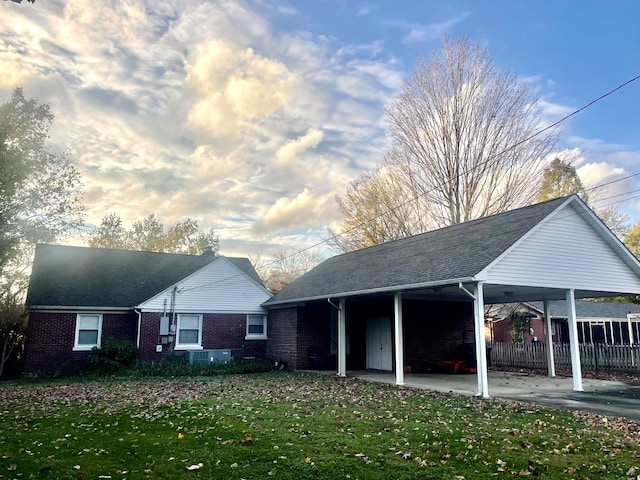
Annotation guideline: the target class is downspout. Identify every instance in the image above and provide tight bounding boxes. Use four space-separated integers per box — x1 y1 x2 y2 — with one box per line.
135 308 142 349
327 298 340 310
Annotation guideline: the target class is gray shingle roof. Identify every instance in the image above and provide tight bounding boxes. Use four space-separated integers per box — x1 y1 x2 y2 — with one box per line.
26 244 262 309
266 196 571 305
540 300 640 319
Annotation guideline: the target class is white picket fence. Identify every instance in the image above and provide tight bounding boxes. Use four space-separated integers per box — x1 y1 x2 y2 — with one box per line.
489 342 640 373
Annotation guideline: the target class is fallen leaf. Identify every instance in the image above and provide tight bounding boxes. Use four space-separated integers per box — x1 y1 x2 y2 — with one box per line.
186 463 203 471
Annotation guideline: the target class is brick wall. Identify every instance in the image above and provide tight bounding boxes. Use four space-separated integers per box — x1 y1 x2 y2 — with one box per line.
24 311 137 373
265 298 476 372
139 312 267 362
403 300 474 371
266 307 299 369
296 302 332 370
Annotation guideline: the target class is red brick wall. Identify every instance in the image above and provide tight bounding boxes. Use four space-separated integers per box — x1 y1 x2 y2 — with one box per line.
265 298 475 373
139 312 267 362
490 317 547 344
24 311 137 373
402 300 474 371
296 303 333 370
266 307 299 369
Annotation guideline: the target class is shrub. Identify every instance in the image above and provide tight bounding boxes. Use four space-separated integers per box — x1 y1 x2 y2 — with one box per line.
88 338 139 376
129 356 274 378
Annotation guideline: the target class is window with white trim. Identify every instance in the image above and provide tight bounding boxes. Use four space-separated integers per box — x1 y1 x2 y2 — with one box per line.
246 314 267 339
73 314 102 351
175 314 203 350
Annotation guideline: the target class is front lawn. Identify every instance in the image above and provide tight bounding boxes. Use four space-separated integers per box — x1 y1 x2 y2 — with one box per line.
0 372 638 479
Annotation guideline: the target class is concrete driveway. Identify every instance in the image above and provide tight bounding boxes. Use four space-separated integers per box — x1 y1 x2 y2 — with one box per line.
348 370 640 422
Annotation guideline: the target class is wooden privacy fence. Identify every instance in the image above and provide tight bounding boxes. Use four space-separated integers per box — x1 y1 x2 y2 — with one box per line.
488 342 640 374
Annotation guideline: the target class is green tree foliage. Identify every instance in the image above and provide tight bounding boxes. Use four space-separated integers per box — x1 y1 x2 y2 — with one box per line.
535 157 628 238
0 88 84 376
625 219 640 259
0 88 84 266
88 213 220 255
536 157 588 202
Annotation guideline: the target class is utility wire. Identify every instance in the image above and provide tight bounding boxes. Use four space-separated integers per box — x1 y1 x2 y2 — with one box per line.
179 75 640 293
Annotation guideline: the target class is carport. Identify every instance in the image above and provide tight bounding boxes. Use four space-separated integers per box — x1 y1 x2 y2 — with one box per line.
265 195 640 398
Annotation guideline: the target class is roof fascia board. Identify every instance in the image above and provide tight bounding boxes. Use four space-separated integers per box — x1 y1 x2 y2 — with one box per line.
28 306 132 312
265 277 475 307
476 196 577 280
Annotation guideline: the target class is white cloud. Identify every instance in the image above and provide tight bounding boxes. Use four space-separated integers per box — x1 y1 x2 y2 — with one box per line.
185 38 296 137
386 13 471 45
276 128 324 164
253 188 333 233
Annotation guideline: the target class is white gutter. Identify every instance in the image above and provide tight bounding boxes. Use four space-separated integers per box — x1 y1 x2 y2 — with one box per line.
265 277 475 306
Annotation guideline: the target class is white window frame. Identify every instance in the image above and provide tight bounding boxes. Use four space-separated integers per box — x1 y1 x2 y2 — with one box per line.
175 314 203 350
245 314 267 340
73 313 103 351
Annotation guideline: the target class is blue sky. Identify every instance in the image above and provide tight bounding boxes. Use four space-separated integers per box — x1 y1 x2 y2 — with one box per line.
1 0 638 257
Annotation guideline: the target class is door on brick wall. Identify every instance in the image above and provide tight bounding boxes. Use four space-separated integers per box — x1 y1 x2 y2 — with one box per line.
366 317 392 371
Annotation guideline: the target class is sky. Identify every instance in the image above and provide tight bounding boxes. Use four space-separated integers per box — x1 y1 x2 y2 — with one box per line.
1 0 639 259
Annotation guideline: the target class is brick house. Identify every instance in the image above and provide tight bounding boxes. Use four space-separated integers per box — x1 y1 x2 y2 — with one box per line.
263 195 640 397
487 300 640 344
24 245 272 372
24 195 640 398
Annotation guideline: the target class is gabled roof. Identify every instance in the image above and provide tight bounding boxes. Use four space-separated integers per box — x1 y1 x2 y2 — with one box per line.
490 300 640 320
267 196 571 305
26 244 262 309
266 195 640 306
537 300 640 319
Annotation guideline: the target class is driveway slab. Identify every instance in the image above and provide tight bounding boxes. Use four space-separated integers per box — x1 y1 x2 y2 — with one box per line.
347 370 640 422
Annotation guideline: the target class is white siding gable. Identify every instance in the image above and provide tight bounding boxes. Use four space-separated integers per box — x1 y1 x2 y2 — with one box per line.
480 202 640 294
138 257 272 314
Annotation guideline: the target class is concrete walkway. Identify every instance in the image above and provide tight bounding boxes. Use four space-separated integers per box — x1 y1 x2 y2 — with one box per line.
347 370 640 422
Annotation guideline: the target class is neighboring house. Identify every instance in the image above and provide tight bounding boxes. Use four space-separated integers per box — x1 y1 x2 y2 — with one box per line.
24 244 273 373
487 301 640 345
263 195 640 397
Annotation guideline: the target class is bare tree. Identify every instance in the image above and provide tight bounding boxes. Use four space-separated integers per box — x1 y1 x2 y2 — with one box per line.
251 249 325 291
327 167 422 251
382 37 556 229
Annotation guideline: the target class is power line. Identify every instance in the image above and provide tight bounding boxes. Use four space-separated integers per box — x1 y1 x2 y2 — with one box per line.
180 76 640 293
321 75 640 252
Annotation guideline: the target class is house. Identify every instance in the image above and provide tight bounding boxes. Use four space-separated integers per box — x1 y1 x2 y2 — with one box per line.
24 244 273 373
487 300 640 344
263 195 640 397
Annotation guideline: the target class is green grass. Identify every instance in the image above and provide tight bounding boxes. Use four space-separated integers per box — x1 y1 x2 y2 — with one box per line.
0 372 638 479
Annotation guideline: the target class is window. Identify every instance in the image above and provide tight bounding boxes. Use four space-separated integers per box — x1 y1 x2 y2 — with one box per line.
175 314 202 350
74 314 102 351
246 314 267 339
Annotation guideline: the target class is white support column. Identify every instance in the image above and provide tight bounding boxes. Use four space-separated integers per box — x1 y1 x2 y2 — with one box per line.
394 292 405 386
566 289 583 392
543 300 556 378
337 299 347 377
474 282 489 398
628 315 636 367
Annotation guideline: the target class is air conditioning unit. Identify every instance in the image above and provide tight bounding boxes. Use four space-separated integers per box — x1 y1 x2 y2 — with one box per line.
185 349 231 365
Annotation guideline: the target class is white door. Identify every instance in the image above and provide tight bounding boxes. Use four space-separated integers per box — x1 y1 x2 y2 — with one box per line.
367 318 392 371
